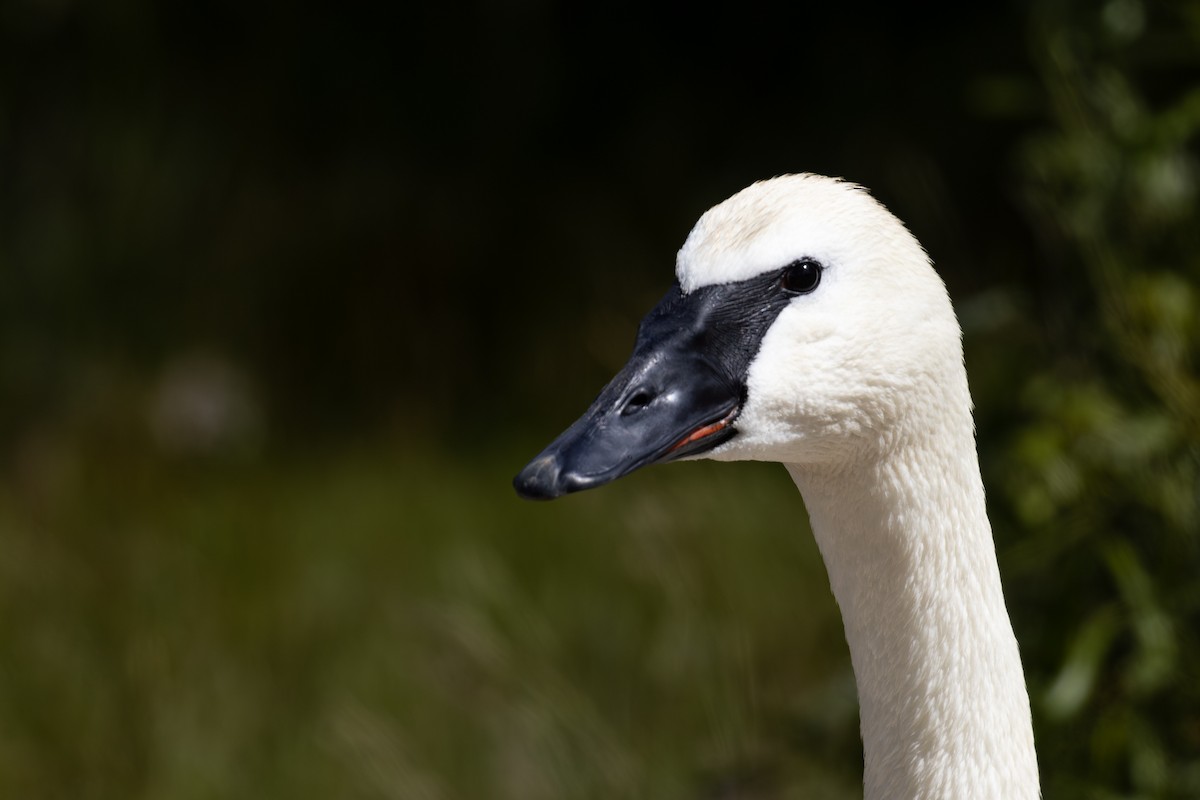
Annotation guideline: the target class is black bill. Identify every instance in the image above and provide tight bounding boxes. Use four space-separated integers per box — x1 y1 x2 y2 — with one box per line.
514 270 799 500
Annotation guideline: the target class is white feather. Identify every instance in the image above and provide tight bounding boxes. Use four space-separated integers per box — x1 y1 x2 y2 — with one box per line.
681 174 1039 799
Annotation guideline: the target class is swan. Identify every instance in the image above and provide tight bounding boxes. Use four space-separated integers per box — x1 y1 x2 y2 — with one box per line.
513 174 1039 799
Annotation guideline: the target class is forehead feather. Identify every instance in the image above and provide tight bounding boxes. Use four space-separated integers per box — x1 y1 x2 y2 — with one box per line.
676 174 890 292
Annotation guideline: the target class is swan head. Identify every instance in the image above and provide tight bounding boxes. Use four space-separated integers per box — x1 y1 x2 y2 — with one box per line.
515 173 965 499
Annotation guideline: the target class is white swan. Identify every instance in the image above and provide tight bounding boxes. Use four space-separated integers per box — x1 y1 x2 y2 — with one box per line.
515 174 1039 799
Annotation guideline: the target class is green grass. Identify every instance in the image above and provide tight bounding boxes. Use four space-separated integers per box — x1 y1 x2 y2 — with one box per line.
0 440 863 799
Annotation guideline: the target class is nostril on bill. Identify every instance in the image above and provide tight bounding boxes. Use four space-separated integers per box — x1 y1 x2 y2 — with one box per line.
621 387 657 416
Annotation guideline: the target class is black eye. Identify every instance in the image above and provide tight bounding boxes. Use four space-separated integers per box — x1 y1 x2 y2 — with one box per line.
780 259 822 295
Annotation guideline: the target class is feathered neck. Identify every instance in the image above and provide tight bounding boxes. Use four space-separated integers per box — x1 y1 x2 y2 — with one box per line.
785 404 1039 799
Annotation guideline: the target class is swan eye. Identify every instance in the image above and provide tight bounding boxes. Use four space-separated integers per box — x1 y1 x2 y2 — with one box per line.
780 259 822 295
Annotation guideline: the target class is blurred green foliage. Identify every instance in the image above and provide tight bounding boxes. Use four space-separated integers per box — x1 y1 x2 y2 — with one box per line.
0 445 862 799
0 1 1198 798
982 2 1200 796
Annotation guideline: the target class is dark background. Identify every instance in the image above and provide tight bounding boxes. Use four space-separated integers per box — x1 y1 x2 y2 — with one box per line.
1 2 1040 443
1 2 1197 798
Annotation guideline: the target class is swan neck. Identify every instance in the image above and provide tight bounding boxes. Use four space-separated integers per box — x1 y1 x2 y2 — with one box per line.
785 437 1039 799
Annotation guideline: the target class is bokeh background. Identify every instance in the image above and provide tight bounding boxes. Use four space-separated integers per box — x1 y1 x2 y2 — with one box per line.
2 1 1199 798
